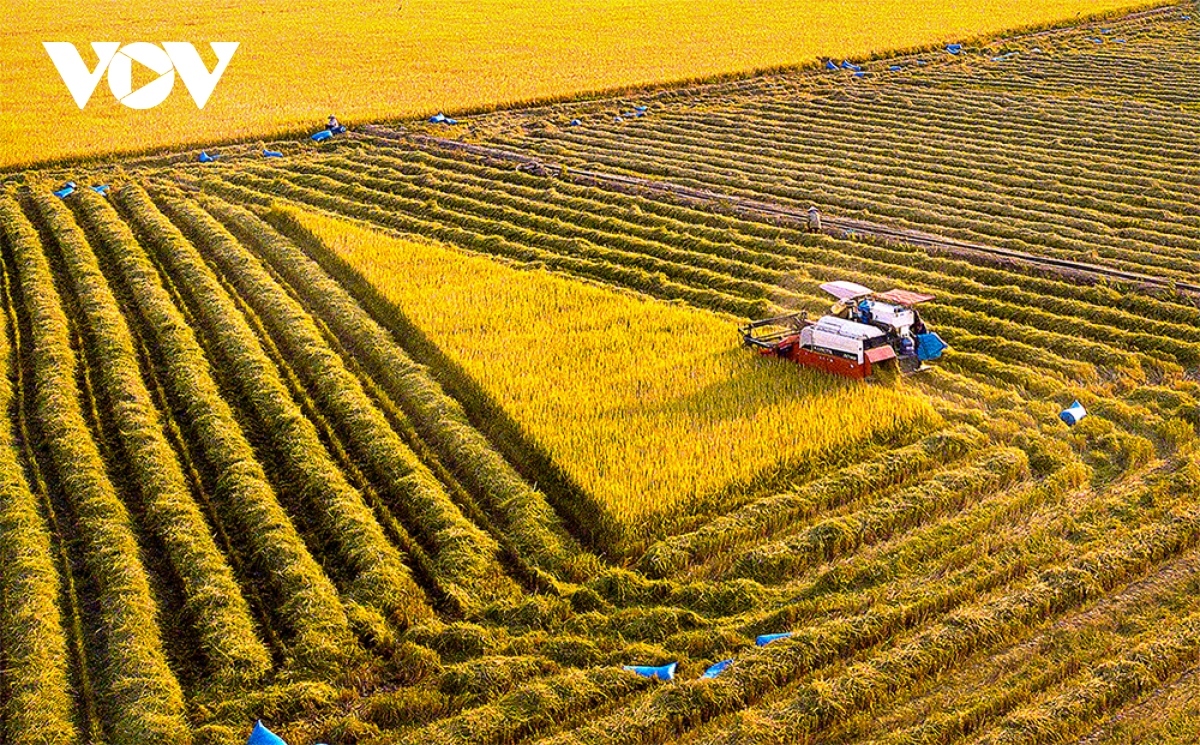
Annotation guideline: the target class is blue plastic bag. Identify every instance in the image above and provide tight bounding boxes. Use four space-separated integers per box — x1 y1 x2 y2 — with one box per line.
915 332 948 361
247 720 287 745
263 150 283 158
623 662 677 681
1059 400 1088 426
311 130 333 142
756 632 793 646
198 151 219 163
701 659 734 679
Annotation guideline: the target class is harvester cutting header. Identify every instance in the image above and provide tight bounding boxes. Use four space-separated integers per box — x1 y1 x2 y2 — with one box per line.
741 281 949 380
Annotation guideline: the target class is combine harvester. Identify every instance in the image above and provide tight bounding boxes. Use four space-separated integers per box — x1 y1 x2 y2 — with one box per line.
741 281 948 380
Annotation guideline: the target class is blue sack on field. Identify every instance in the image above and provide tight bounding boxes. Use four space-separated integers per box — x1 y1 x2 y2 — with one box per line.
1059 400 1088 426
701 659 734 679
247 720 287 745
623 662 677 681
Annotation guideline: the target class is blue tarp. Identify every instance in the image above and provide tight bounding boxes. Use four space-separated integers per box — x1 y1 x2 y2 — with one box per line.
1100 28 1112 34
1059 400 1088 426
91 184 110 194
889 65 903 72
756 632 792 647
634 105 648 112
854 71 868 78
623 662 677 681
429 112 447 123
263 150 284 158
915 332 948 361
946 43 963 54
825 59 839 71
53 183 76 198
311 130 333 142
841 60 862 71
1115 39 1126 43
1090 37 1104 44
701 659 734 679
247 720 287 745
198 151 219 162
569 119 582 126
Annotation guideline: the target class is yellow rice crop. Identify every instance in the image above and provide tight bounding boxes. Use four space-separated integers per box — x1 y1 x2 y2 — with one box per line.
291 211 940 529
7 0 1151 168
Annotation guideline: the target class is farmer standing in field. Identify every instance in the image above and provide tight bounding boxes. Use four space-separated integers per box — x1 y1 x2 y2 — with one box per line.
807 205 822 233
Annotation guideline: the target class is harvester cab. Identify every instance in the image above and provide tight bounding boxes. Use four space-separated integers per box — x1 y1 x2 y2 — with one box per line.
740 281 948 380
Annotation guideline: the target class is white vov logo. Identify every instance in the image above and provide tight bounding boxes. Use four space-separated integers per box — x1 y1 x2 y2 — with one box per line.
43 42 239 110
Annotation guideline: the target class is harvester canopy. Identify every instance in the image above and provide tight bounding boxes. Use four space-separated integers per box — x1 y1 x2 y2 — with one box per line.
819 280 873 302
875 288 935 306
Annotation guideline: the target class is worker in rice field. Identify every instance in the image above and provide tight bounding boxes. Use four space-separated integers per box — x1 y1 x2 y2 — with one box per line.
327 115 346 134
857 298 873 324
912 309 927 336
807 206 822 233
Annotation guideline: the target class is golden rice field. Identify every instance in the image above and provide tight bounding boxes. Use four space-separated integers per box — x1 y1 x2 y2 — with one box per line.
1 4 1199 745
6 0 1155 168
289 209 939 545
